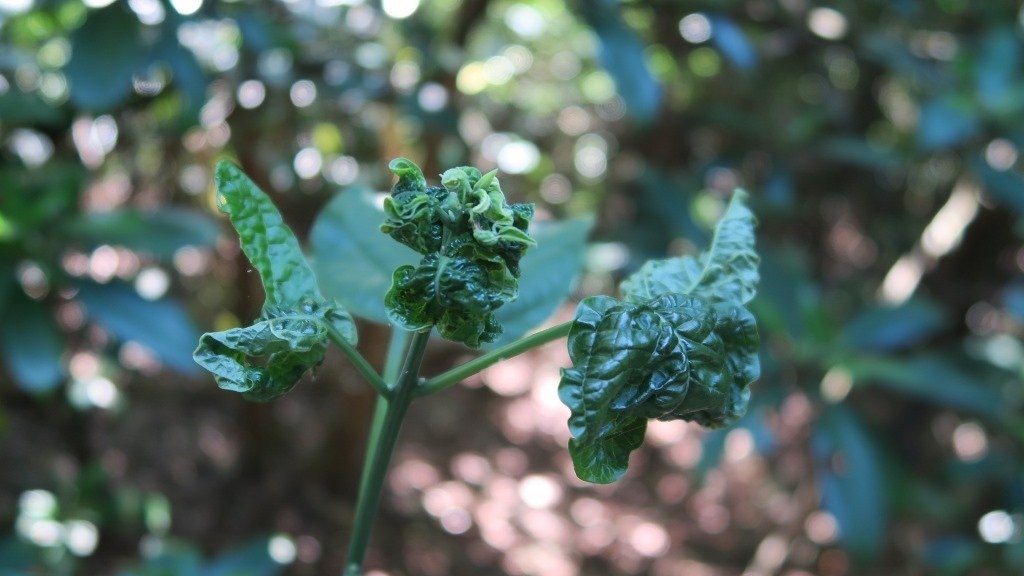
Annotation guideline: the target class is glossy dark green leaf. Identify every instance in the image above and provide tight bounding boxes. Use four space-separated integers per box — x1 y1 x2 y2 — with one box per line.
0 292 63 392
839 298 947 352
66 208 220 259
117 535 287 576
975 27 1023 113
0 535 43 573
310 189 418 323
203 535 288 576
65 4 145 111
559 293 759 483
621 190 759 306
385 253 506 348
486 216 594 348
116 541 203 576
563 190 759 483
152 29 207 115
379 159 535 347
816 137 905 171
0 88 67 127
194 162 356 401
77 281 200 375
813 405 887 562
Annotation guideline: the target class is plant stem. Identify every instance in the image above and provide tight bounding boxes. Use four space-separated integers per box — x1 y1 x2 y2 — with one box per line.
353 329 411 515
328 326 389 397
417 321 572 397
343 329 430 576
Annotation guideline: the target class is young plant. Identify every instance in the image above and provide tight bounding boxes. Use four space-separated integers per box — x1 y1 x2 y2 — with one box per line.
193 158 760 575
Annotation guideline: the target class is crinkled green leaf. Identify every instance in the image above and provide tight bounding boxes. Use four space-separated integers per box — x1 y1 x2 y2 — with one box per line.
561 190 759 483
559 293 760 483
621 189 759 305
312 191 591 347
380 158 535 347
385 252 506 348
213 162 326 309
193 161 356 401
194 303 333 402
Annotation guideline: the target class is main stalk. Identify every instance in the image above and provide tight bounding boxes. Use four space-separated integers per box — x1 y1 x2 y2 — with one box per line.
343 329 430 576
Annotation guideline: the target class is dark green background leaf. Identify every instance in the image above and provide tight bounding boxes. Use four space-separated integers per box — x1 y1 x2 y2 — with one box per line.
76 281 200 375
487 216 594 348
839 299 947 352
0 292 63 392
312 189 591 346
311 189 418 324
65 4 145 111
67 209 220 259
814 405 887 563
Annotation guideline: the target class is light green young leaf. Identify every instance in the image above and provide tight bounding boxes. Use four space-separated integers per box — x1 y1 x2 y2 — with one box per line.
621 189 759 305
213 162 327 309
193 161 356 401
558 293 760 483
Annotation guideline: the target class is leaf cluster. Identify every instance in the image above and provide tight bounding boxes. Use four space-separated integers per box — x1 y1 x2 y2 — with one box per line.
380 158 536 347
193 162 356 402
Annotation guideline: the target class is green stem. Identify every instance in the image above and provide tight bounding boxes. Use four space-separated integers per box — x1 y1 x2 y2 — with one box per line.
353 329 411 515
343 329 431 576
328 326 389 398
418 321 572 397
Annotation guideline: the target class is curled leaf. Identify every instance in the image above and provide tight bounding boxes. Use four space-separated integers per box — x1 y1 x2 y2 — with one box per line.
380 158 535 347
559 294 760 483
561 189 760 483
195 303 336 401
193 161 357 401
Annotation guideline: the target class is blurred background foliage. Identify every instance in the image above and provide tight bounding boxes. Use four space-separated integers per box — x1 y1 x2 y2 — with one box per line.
1 0 1024 574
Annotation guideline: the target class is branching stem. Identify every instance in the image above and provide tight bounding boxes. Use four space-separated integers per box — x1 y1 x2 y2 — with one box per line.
343 329 430 576
328 326 389 398
417 321 572 396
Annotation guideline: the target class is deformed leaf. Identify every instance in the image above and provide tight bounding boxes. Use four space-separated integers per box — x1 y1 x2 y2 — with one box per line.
194 303 334 402
380 158 535 347
193 161 356 401
621 190 759 305
561 189 760 483
559 294 760 483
